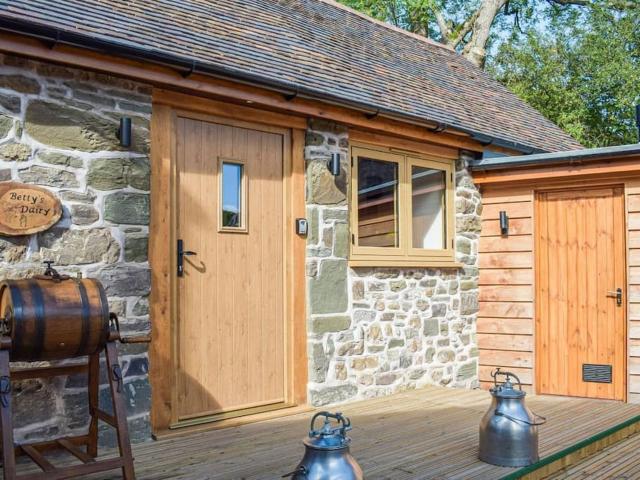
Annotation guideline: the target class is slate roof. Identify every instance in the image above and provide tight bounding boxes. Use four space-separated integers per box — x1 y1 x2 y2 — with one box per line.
0 0 582 152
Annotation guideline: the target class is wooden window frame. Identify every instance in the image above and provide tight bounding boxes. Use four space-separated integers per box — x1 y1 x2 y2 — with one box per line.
350 144 457 267
218 157 248 233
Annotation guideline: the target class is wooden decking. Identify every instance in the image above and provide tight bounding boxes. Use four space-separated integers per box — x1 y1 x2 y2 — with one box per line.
7 386 640 479
547 430 640 479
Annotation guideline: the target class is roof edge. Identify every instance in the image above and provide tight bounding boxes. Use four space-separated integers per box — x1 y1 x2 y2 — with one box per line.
0 15 545 155
470 143 640 171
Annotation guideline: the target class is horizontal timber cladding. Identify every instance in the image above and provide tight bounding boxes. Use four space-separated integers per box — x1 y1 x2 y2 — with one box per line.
627 182 640 403
478 187 535 392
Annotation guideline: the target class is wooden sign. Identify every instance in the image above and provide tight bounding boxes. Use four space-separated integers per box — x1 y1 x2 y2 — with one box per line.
0 182 62 236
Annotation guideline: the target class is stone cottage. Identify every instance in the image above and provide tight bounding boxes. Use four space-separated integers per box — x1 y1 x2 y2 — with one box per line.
0 0 581 445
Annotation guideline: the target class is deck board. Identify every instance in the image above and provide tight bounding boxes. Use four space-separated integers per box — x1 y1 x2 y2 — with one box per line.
548 428 640 479
5 386 640 479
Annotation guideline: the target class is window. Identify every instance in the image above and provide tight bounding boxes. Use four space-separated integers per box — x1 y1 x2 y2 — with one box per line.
350 146 456 266
357 155 399 249
219 158 247 232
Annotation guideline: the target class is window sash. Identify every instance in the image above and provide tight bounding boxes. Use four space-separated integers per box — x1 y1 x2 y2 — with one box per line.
350 146 455 263
351 148 405 257
407 157 454 258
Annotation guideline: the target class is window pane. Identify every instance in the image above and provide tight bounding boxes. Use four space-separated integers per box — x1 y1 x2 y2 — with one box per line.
222 162 243 228
357 157 399 248
412 165 445 249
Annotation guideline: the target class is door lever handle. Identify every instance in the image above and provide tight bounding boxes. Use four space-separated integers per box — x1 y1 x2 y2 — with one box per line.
177 239 197 277
606 288 623 306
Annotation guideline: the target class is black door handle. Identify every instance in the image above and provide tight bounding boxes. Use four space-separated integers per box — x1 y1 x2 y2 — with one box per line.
607 288 623 306
177 239 197 277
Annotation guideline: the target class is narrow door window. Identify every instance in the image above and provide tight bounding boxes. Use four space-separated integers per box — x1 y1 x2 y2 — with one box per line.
220 160 246 231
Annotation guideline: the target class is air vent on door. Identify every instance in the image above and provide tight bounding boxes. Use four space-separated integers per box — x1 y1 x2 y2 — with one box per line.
582 364 612 383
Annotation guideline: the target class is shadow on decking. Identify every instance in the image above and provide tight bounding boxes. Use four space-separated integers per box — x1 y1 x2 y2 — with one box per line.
7 386 640 480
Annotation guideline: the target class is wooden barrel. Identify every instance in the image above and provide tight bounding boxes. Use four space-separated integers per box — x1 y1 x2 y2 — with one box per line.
0 277 110 361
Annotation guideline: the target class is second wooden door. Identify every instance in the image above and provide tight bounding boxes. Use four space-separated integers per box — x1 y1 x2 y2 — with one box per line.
536 187 626 400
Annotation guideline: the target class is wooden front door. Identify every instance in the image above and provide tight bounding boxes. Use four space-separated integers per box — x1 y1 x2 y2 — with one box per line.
536 187 626 400
174 115 290 425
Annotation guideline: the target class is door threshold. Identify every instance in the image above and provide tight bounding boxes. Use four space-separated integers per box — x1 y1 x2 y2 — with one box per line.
152 404 313 440
535 392 626 402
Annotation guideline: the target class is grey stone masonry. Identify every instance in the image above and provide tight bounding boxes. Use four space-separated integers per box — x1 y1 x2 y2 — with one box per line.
0 54 151 445
305 120 481 406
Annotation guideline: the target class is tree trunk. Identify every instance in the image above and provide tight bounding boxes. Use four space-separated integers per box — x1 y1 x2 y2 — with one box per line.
461 0 507 68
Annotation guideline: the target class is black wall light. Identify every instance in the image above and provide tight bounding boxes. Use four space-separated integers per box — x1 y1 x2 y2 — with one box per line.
116 117 132 148
327 152 341 176
499 210 509 236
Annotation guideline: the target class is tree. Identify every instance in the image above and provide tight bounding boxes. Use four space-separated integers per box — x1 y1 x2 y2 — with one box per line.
340 0 638 67
489 8 640 147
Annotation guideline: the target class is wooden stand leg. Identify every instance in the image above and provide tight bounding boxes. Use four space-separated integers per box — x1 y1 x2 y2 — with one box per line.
105 341 135 480
87 352 100 458
0 349 15 480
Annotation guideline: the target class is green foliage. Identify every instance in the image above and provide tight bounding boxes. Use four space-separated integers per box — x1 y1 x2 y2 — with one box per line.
339 0 435 36
489 8 640 147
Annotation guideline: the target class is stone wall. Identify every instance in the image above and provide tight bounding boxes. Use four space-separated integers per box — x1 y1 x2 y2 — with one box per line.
305 120 481 405
0 54 152 444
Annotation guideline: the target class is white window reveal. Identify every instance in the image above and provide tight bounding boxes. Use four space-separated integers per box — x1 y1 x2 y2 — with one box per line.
219 159 247 232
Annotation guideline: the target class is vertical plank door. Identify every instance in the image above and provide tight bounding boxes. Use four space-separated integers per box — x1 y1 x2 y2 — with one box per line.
175 116 287 423
536 187 626 400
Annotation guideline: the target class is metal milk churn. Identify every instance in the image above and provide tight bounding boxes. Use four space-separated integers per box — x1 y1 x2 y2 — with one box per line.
283 411 364 480
479 368 546 467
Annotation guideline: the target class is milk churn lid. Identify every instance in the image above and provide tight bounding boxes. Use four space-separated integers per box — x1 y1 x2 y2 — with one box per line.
490 368 526 399
303 411 352 450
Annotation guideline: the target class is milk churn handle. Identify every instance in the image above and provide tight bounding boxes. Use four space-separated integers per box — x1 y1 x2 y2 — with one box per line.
282 465 307 478
495 410 547 426
309 411 352 437
491 367 523 390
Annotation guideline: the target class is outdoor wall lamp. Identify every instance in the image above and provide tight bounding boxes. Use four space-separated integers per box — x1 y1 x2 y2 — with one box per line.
116 117 132 148
327 152 341 176
499 210 509 236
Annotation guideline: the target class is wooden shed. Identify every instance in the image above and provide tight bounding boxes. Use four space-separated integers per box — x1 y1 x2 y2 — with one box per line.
471 144 640 402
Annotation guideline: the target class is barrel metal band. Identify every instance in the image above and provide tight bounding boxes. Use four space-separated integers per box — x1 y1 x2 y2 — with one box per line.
9 283 24 355
96 280 110 351
76 281 91 357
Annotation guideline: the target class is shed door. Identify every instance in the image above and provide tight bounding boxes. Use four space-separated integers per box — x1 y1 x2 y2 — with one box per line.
536 187 626 400
175 116 288 424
